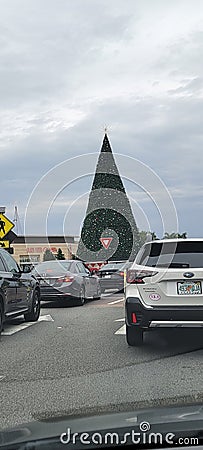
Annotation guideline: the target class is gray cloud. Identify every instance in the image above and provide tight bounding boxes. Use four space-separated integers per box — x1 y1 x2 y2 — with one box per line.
1 0 203 238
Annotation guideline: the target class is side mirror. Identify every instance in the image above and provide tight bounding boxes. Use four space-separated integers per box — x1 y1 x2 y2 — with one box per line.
20 265 32 273
12 270 21 277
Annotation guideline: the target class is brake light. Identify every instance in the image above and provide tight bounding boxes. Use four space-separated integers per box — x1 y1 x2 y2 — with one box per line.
58 276 74 283
119 271 124 277
126 269 158 284
132 313 137 323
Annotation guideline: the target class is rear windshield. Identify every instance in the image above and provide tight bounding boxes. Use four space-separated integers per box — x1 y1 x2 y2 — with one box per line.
32 261 72 275
136 241 203 268
100 262 129 271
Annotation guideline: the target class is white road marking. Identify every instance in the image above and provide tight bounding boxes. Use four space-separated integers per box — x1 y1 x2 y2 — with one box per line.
102 290 122 297
38 314 54 322
2 323 35 335
2 314 54 336
114 318 125 322
108 298 124 305
115 324 126 335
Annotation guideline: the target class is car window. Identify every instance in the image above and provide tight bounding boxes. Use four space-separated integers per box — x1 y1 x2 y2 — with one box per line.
32 261 71 275
0 256 6 272
1 250 20 273
59 262 72 271
76 262 89 274
100 263 126 271
137 241 203 268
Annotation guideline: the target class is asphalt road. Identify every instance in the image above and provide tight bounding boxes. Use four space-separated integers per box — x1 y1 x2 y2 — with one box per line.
0 292 202 430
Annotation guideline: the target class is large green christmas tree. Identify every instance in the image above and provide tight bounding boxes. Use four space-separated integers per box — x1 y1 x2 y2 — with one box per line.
77 133 141 261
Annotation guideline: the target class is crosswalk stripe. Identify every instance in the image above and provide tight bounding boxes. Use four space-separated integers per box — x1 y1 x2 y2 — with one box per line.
115 324 126 335
2 314 54 336
38 314 54 322
108 298 124 305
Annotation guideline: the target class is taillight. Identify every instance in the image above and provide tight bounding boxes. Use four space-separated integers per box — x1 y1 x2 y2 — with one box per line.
119 271 124 277
58 276 74 283
126 269 158 284
132 313 137 323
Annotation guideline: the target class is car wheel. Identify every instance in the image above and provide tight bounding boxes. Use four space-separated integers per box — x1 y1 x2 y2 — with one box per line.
24 290 41 322
77 286 86 306
0 303 3 335
94 284 101 300
126 325 144 346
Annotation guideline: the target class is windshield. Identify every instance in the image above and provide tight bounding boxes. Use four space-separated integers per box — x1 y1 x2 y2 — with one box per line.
1 0 203 441
137 241 203 268
100 263 126 270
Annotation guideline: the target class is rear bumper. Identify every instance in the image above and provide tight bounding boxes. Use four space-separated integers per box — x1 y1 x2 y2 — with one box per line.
40 286 74 301
99 278 124 291
125 297 203 328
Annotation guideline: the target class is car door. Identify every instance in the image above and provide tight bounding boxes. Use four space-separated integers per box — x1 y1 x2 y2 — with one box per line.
83 264 98 296
75 262 92 297
76 262 97 297
1 250 28 310
0 253 18 313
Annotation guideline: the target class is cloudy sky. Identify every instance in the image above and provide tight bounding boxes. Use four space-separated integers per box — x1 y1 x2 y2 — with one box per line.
1 0 203 238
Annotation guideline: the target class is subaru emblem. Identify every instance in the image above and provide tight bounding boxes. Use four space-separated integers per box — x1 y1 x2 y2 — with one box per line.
183 272 194 278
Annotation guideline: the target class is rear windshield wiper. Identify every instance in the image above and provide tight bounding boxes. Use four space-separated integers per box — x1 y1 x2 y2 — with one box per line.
152 263 190 268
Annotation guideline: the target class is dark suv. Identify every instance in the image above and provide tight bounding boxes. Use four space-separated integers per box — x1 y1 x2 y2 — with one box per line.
0 248 41 335
97 261 132 293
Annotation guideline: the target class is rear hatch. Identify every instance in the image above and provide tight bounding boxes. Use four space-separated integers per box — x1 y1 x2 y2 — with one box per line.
98 263 126 280
37 276 65 288
99 269 122 280
136 267 203 306
130 240 203 307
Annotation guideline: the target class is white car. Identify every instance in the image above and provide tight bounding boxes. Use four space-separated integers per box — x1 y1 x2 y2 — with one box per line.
125 238 203 346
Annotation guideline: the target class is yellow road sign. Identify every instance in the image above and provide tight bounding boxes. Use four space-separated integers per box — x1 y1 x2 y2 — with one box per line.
0 240 9 249
0 214 14 239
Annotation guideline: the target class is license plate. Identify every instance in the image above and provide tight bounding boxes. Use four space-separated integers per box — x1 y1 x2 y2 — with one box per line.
177 280 202 295
105 275 111 278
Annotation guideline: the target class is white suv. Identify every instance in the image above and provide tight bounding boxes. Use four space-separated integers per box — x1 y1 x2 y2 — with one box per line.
125 239 203 346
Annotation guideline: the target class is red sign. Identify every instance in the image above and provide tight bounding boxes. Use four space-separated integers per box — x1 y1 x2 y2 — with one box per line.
100 237 112 249
26 247 57 253
85 262 106 272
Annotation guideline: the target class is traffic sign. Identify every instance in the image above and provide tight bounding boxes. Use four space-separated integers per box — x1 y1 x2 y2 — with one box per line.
100 237 112 249
0 240 9 249
0 214 14 239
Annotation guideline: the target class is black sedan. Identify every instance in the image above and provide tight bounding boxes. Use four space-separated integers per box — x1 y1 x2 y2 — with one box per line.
0 248 40 334
97 261 132 293
31 260 101 306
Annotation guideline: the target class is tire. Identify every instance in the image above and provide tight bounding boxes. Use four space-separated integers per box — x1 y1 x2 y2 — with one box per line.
0 303 3 335
76 286 86 306
126 325 144 346
94 284 101 300
24 290 41 322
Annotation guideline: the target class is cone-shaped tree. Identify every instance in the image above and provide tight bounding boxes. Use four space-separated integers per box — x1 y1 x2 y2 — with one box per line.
43 249 55 261
77 133 141 261
56 248 65 260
